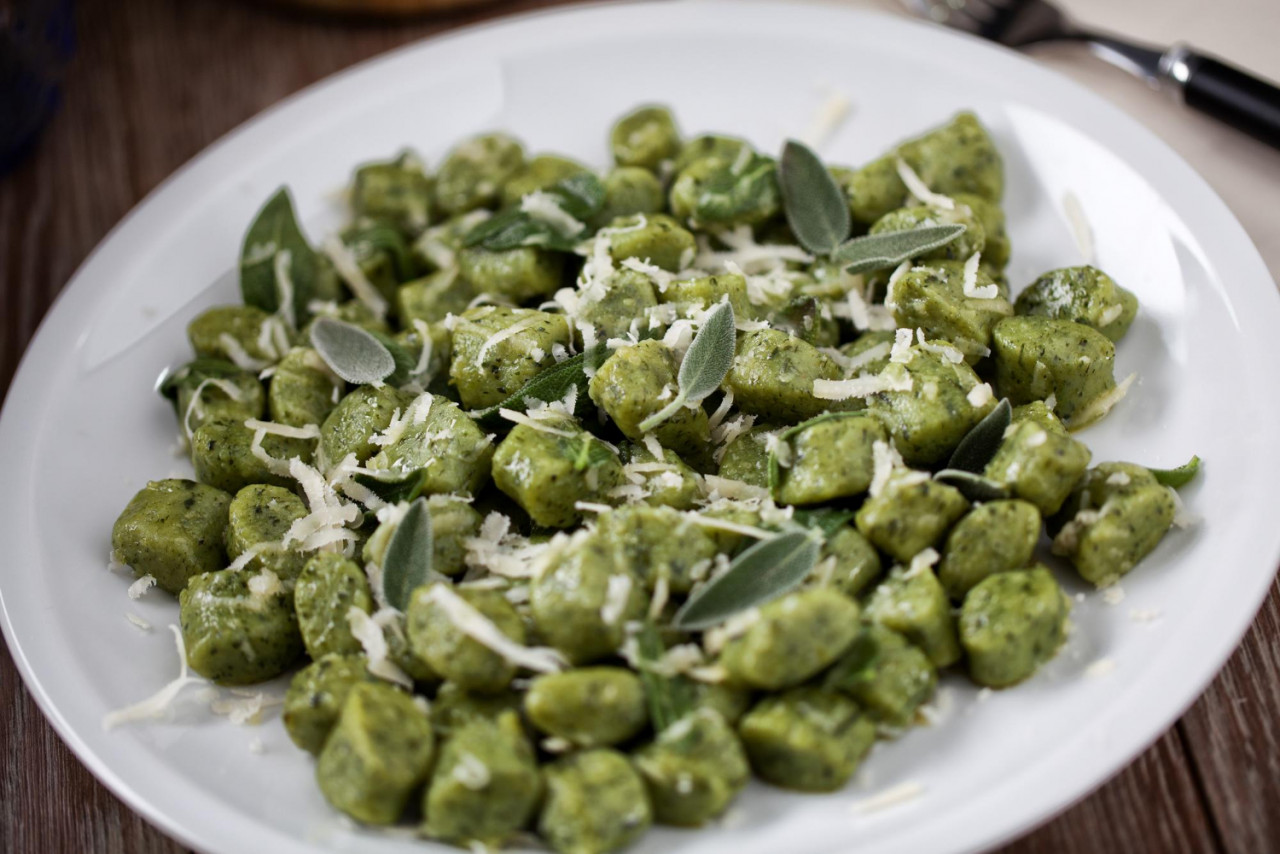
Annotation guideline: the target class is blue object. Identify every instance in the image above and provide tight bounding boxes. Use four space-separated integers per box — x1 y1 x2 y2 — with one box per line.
0 0 75 174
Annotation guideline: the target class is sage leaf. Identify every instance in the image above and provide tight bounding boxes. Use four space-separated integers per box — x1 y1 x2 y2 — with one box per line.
368 328 418 387
548 172 606 221
947 398 1012 473
694 153 779 224
355 469 430 506
382 497 433 612
463 208 578 252
309 317 396 385
674 530 821 630
638 301 736 433
1149 455 1201 489
791 508 856 539
342 220 417 282
677 300 737 400
635 621 693 733
463 173 605 252
832 224 967 275
470 344 610 427
240 187 324 324
770 296 824 343
779 139 851 255
934 469 1010 503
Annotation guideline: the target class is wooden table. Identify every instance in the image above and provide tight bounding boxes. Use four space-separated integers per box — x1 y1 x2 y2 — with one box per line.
1 0 1277 851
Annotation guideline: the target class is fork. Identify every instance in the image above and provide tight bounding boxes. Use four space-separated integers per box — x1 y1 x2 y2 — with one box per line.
904 0 1280 150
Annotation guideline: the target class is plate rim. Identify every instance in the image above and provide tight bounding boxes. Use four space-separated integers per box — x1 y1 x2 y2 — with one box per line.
2 2 1278 853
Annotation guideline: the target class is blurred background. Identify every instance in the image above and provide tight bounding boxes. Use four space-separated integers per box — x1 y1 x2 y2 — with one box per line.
1 1 1278 852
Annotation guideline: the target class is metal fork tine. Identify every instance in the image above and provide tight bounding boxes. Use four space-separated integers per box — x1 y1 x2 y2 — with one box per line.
968 0 1016 12
905 0 981 32
958 0 998 23
903 0 1074 48
938 10 981 33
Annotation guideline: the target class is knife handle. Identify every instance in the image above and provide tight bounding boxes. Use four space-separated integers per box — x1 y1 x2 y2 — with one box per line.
1162 45 1280 150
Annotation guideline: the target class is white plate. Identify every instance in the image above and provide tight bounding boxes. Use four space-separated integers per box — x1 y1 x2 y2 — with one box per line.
2 1 1278 852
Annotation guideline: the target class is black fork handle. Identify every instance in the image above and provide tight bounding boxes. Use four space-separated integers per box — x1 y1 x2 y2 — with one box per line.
1163 46 1280 150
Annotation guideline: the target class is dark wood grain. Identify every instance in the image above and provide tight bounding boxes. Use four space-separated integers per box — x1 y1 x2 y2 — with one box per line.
0 0 1271 851
998 727 1223 854
1180 575 1280 853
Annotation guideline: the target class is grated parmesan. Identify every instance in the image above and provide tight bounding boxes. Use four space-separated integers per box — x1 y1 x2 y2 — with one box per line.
700 475 770 502
210 690 282 726
127 574 157 600
322 235 389 320
409 319 434 380
851 781 925 814
498 408 579 439
452 752 492 790
521 191 585 237
1167 486 1199 529
883 261 913 311
1062 191 1095 262
692 225 812 276
839 282 896 333
961 252 999 299
102 625 205 730
916 686 952 726
844 341 893 373
711 413 756 464
1067 372 1136 428
915 329 966 364
703 608 761 655
800 89 852 149
369 393 433 449
967 382 994 408
895 158 954 210
244 419 321 441
474 315 544 368
620 256 679 293
218 333 271 372
648 573 670 621
346 607 413 688
889 328 914 364
182 377 248 441
813 371 912 401
461 514 556 582
281 456 361 554
601 574 633 626
419 585 567 673
272 250 298 331
247 568 285 605
1052 509 1101 556
765 432 793 469
869 440 906 499
681 512 773 541
1130 608 1163 624
903 547 940 578
706 390 735 433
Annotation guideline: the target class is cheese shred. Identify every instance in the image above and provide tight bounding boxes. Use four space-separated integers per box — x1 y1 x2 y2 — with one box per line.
421 585 568 674
102 625 205 730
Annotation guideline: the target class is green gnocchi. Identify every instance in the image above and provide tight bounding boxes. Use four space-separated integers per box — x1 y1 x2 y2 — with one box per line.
105 105 1197 854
